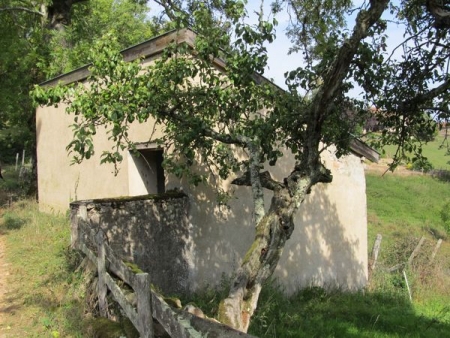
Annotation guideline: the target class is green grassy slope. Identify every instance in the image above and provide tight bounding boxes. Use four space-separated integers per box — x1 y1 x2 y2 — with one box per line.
382 132 450 170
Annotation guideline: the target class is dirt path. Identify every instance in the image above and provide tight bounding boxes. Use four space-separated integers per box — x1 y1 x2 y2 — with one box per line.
0 234 9 337
365 158 426 176
0 234 13 337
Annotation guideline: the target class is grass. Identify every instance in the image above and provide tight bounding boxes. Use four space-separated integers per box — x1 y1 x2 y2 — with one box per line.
249 282 450 337
186 273 450 338
381 132 450 170
0 200 88 337
366 174 450 245
1 161 450 337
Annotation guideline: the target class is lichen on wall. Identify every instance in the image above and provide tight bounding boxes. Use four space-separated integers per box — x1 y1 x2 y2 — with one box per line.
70 193 195 295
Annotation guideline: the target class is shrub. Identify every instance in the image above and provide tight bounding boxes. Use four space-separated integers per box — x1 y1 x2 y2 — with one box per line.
2 212 26 229
409 157 434 172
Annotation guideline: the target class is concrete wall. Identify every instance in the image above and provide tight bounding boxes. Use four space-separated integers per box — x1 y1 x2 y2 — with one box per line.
70 193 194 295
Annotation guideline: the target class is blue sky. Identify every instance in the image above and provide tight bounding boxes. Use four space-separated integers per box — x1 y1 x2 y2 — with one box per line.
150 0 407 95
244 0 406 94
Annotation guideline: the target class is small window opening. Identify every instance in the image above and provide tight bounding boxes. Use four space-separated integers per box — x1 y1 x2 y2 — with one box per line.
132 148 165 194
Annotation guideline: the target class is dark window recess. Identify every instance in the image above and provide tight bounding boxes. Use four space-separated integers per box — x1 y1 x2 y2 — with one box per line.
134 148 165 194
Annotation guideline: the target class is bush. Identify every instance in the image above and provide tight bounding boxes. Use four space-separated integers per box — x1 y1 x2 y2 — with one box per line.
2 212 26 229
409 157 434 172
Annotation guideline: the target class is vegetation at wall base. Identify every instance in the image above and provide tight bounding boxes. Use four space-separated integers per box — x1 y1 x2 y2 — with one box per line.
183 275 450 338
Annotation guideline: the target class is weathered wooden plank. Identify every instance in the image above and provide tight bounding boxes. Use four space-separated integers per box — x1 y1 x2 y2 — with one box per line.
387 262 405 273
350 138 380 163
96 230 108 317
151 291 203 338
369 234 382 273
189 315 259 338
77 219 139 286
431 239 443 262
104 273 140 330
151 291 257 338
122 28 195 62
103 243 137 286
41 29 196 88
78 222 153 336
136 273 153 338
407 236 426 267
76 241 97 264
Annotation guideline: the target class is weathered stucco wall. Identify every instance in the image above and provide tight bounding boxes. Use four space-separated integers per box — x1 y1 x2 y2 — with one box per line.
70 193 194 295
36 101 165 212
173 147 368 293
38 98 368 292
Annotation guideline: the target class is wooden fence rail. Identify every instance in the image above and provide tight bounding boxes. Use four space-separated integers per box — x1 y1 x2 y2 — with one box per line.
76 226 153 337
73 217 257 338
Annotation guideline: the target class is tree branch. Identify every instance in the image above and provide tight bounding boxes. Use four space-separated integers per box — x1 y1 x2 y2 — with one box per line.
159 106 247 146
153 0 181 21
317 0 389 107
0 6 44 16
402 78 450 114
232 170 283 191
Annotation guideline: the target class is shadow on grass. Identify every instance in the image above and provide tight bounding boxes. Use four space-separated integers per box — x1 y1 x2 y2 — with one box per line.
431 169 450 183
2 213 26 230
247 282 450 338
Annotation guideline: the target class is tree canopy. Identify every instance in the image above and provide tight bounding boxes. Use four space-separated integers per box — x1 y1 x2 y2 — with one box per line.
31 0 450 332
0 0 164 164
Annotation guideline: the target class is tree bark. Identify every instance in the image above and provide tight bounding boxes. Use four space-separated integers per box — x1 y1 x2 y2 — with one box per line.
218 164 331 332
427 0 450 29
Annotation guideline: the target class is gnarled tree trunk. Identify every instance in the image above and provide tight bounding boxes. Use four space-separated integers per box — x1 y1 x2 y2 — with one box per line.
218 162 332 332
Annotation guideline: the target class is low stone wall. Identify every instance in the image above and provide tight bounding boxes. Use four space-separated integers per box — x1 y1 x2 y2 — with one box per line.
70 192 194 295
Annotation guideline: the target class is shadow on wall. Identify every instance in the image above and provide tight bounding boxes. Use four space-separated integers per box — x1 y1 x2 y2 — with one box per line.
170 155 367 294
70 150 367 296
276 183 366 293
70 193 195 295
162 159 257 291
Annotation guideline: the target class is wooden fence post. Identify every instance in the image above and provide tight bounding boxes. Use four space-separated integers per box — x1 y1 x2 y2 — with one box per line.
407 236 426 267
96 229 108 318
136 273 153 338
431 239 443 262
369 234 382 273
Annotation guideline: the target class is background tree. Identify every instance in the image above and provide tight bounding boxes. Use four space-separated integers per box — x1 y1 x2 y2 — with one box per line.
0 0 162 193
33 0 450 332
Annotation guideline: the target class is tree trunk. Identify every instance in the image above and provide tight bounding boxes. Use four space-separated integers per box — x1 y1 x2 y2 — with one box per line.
45 0 87 32
218 165 331 332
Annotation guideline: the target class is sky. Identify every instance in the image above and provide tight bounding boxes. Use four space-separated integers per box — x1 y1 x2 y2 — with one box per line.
244 0 407 94
150 0 407 95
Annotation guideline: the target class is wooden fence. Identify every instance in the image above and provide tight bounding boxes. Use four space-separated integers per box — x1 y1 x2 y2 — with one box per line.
76 226 153 337
368 234 443 302
73 218 256 338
